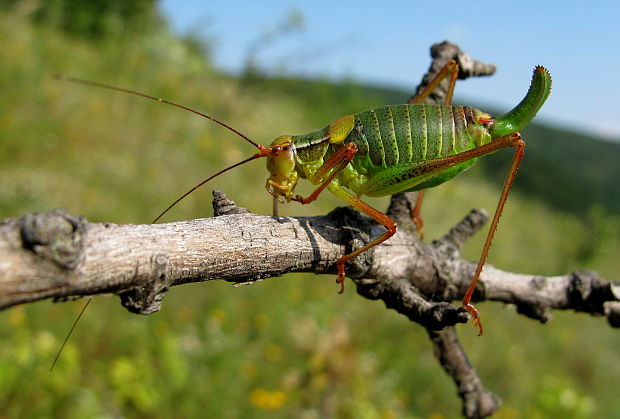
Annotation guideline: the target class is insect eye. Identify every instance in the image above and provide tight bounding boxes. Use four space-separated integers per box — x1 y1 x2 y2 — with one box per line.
478 116 494 126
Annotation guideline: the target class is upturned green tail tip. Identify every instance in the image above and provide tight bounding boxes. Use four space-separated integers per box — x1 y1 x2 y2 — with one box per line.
491 66 552 138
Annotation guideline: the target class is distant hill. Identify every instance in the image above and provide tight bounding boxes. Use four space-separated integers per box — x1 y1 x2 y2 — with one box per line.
484 123 620 215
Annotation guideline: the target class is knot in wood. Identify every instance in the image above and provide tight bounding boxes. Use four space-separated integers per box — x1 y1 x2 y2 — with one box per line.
120 253 171 315
568 269 610 314
19 209 85 269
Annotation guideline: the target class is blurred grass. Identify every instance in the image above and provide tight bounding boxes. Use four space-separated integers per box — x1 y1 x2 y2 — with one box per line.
0 7 619 419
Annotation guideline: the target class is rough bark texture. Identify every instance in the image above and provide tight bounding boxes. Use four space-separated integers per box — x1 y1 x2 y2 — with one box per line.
1 42 618 418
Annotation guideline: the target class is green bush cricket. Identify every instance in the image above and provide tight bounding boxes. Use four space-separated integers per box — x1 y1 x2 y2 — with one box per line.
54 60 551 360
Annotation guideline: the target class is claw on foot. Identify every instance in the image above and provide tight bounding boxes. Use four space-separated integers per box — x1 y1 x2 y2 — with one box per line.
411 190 425 240
336 263 346 293
464 303 484 336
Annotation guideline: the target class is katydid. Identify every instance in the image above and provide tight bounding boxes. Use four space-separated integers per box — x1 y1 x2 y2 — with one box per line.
55 61 551 341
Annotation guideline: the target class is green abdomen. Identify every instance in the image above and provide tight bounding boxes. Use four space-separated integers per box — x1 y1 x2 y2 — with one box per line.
346 104 479 168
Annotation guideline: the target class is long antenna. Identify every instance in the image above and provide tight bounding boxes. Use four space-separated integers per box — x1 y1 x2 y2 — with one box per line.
151 154 263 223
56 74 274 222
50 298 91 372
53 75 263 149
51 76 275 371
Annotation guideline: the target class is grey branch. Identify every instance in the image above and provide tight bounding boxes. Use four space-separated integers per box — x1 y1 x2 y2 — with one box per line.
1 41 617 419
2 199 617 320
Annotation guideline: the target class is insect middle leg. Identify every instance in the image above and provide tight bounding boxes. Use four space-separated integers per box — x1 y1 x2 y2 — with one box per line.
410 189 425 237
327 183 397 293
291 143 397 293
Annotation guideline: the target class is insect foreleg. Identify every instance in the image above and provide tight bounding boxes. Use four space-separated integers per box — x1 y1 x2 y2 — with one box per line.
293 143 358 205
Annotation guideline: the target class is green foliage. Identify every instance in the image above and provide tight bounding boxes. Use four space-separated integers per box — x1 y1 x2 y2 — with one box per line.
0 0 162 39
0 8 618 418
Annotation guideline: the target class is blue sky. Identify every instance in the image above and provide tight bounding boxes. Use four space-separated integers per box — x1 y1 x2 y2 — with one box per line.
160 1 620 141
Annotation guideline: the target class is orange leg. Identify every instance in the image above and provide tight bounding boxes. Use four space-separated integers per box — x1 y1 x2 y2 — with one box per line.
328 186 397 293
293 143 358 205
266 143 358 205
291 142 398 293
409 59 459 105
462 135 525 335
329 189 396 293
364 132 525 333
